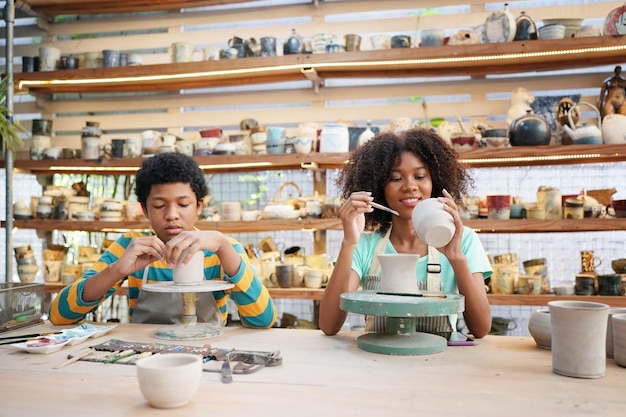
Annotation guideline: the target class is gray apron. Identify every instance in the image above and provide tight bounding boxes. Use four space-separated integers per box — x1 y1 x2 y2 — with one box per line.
131 265 222 325
364 227 454 333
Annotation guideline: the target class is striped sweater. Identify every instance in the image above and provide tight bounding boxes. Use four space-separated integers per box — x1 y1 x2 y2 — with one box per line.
49 231 277 328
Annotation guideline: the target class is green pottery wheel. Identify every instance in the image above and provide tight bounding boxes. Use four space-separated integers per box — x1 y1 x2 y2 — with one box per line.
340 290 465 356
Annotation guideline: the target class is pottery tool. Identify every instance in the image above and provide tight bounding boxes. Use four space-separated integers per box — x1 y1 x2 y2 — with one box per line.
370 202 399 216
376 291 447 298
0 331 61 341
104 349 136 364
54 348 95 369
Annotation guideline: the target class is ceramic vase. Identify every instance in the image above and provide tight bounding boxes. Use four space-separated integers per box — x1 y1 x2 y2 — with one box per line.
377 253 419 294
549 300 609 379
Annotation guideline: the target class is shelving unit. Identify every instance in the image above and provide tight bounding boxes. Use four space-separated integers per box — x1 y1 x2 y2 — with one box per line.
13 36 626 94
5 1 626 312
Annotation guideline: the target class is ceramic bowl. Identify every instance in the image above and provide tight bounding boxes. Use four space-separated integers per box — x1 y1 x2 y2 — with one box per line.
484 136 510 148
538 24 566 40
481 128 507 138
136 353 203 409
611 258 626 274
542 18 583 38
450 134 476 149
528 309 551 349
411 198 455 247
553 285 575 296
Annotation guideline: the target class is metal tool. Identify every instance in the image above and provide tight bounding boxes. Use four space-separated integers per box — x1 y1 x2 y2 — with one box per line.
221 354 233 383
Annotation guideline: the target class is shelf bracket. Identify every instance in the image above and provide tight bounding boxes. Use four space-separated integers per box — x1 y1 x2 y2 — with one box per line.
301 67 324 94
301 161 324 183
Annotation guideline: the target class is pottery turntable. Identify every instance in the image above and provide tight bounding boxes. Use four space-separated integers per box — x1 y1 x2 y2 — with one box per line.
340 290 464 355
142 280 233 341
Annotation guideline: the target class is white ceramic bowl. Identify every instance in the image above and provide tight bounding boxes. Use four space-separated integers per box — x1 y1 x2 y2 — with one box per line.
538 24 566 40
411 198 455 248
528 309 551 349
542 18 583 38
136 353 203 409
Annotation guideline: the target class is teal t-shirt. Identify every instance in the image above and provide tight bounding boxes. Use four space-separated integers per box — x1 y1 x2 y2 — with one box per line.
352 226 493 293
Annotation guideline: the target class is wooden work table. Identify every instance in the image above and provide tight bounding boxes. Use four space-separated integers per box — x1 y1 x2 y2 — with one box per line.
0 322 625 416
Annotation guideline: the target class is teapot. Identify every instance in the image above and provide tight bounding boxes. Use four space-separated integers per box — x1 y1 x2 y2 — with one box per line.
508 110 551 146
601 113 626 144
562 102 602 144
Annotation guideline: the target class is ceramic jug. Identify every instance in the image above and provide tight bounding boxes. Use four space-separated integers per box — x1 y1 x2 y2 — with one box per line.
514 11 537 40
283 29 304 55
377 254 419 294
562 102 602 144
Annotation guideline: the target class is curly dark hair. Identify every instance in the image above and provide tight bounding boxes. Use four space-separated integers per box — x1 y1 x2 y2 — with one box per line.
135 152 209 205
336 127 474 233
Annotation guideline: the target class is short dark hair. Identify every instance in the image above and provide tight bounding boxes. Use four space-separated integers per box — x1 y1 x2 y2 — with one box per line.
337 127 473 233
135 152 209 205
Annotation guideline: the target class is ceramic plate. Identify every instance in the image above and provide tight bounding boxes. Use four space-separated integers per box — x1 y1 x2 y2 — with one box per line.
55 327 97 345
79 323 118 338
11 337 70 354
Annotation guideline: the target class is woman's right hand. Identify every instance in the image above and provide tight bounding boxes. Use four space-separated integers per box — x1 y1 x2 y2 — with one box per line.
339 191 373 244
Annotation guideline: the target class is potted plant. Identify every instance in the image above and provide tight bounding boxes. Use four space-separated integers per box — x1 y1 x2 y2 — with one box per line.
0 76 27 158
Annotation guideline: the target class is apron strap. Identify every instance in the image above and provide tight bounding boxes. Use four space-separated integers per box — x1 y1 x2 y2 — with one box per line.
367 226 392 276
426 246 441 292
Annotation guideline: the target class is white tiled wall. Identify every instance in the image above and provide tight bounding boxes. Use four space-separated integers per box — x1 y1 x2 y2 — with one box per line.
2 160 625 334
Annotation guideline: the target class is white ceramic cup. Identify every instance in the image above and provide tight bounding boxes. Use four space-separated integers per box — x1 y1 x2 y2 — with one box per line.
172 250 205 285
411 198 455 247
136 353 203 409
549 300 609 379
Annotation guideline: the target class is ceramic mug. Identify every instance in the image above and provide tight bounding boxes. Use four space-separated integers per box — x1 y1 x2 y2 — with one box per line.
39 46 61 71
171 42 200 63
270 264 294 288
102 49 120 67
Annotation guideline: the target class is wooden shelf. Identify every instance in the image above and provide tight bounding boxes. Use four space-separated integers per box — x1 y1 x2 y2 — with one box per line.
21 0 257 17
13 36 626 94
6 218 343 233
7 218 625 234
5 144 626 176
488 294 626 307
463 218 626 233
5 152 352 176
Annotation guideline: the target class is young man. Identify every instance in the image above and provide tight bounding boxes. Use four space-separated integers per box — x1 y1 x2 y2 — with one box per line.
50 152 276 328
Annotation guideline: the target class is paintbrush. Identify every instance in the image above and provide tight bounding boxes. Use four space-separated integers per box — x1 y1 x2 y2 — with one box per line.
54 348 95 369
376 291 447 298
0 331 62 341
370 201 399 216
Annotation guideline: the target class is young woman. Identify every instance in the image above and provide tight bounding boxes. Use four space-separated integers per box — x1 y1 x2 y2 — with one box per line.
50 152 277 328
319 128 492 338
